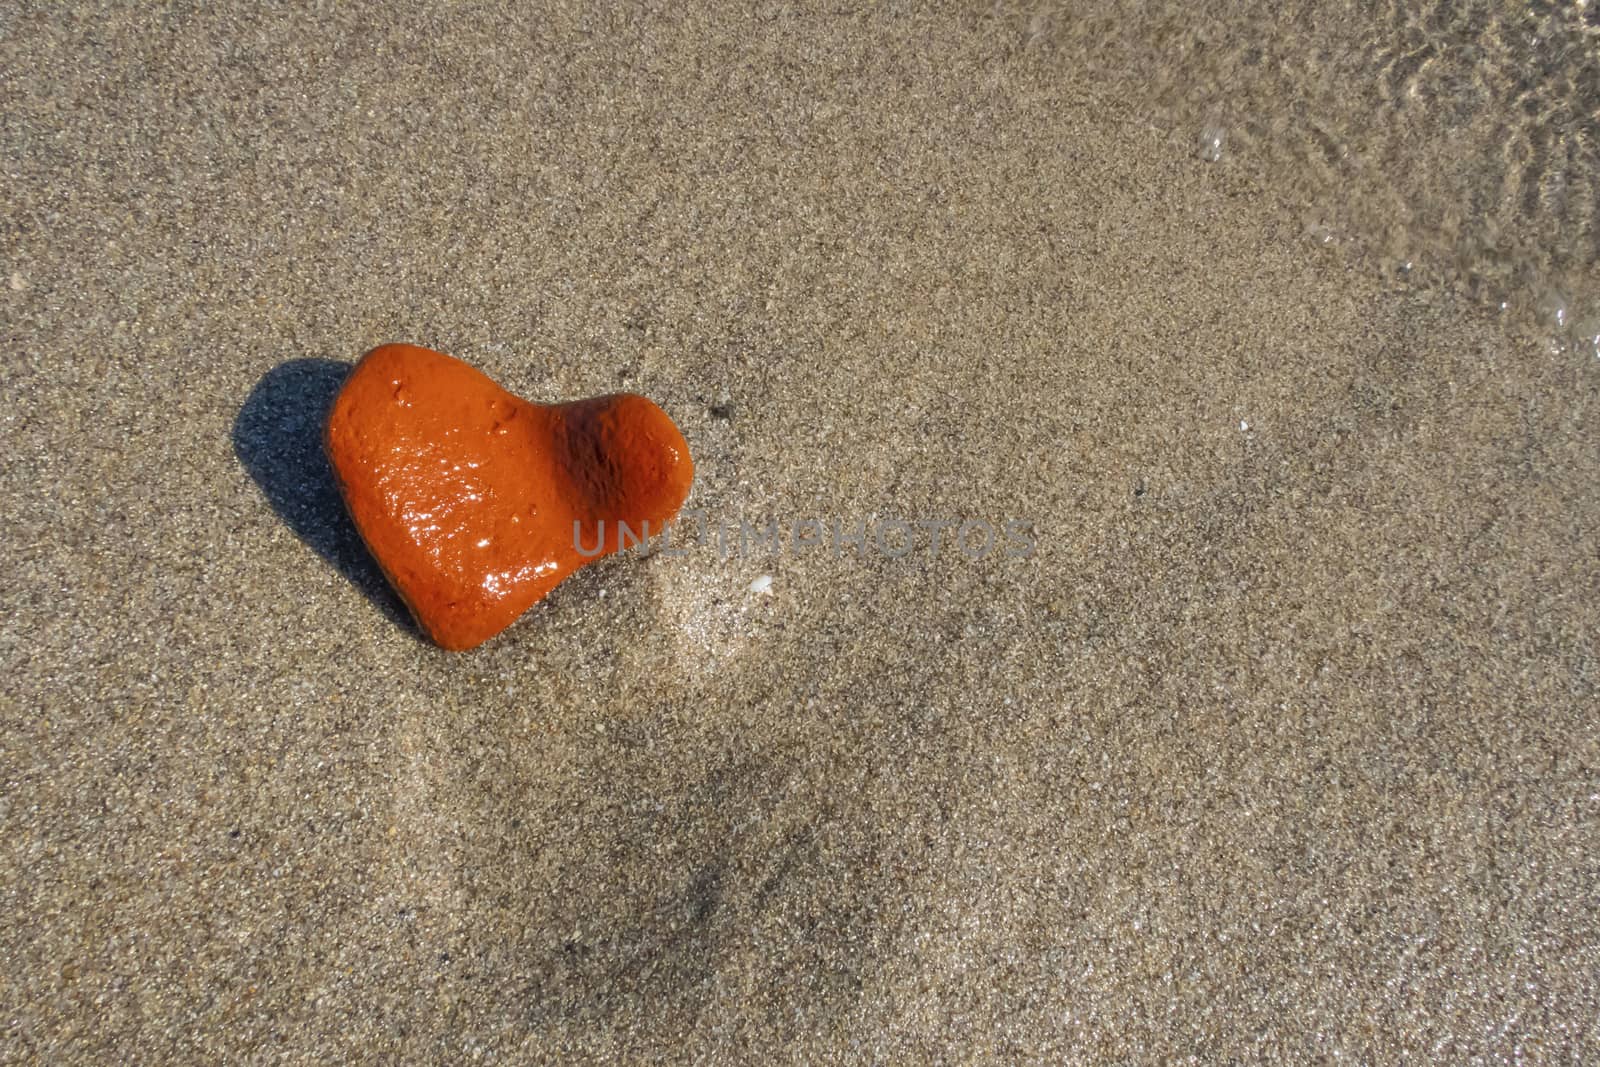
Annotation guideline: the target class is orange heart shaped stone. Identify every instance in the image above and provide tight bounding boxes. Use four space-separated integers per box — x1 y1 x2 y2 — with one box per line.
324 343 694 650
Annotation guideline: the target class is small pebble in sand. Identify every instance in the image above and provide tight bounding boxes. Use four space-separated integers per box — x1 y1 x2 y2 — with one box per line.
325 343 695 650
9 272 24 291
749 575 773 595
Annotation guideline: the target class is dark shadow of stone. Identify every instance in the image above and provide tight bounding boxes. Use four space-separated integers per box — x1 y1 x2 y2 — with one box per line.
233 358 418 637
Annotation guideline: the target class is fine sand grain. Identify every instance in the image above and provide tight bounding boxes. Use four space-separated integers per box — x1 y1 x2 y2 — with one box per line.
3 3 1597 1062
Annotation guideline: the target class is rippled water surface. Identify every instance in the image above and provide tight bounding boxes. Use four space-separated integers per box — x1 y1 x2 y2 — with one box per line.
993 0 1600 350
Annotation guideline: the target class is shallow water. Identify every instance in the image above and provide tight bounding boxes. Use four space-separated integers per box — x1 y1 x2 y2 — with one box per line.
995 0 1600 348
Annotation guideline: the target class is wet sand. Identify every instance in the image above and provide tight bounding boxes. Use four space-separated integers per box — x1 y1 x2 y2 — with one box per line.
4 4 1597 1061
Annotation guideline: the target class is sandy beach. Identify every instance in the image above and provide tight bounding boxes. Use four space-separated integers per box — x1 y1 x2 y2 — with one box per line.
4 2 1597 1061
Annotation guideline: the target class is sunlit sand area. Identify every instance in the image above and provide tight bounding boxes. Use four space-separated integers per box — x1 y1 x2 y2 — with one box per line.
4 2 1597 1060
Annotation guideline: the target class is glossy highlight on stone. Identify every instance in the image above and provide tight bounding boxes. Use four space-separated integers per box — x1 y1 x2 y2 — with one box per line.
324 343 694 650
